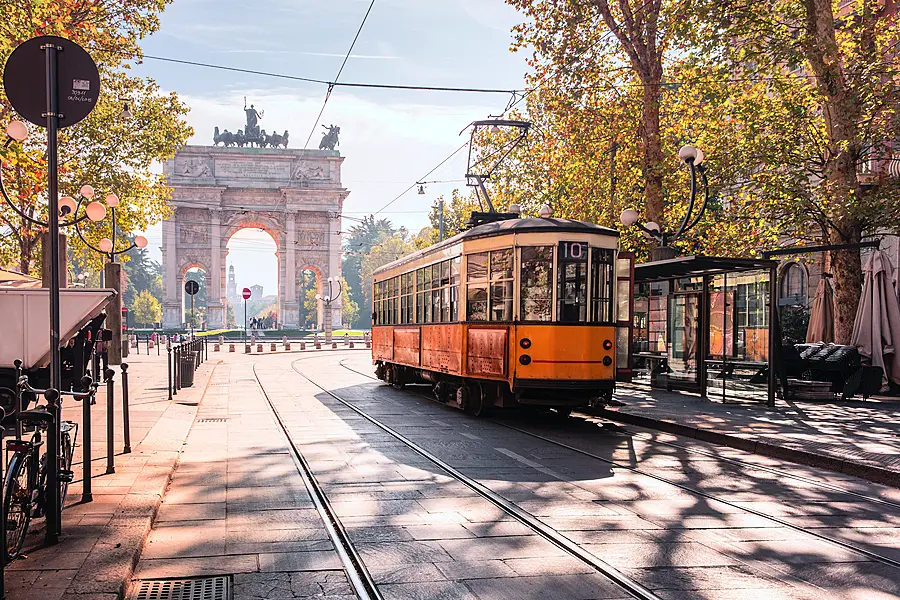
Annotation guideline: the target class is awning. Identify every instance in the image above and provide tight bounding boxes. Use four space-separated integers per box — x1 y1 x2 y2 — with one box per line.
634 256 777 283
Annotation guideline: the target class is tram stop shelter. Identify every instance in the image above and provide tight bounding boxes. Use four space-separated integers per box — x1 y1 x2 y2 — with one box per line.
629 255 779 405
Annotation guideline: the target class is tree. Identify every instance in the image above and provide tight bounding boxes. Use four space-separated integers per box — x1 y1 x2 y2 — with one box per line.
423 190 481 245
0 0 193 276
342 215 396 326
123 245 162 307
225 300 236 328
340 279 360 328
694 0 900 341
131 289 161 327
360 233 416 316
303 287 318 328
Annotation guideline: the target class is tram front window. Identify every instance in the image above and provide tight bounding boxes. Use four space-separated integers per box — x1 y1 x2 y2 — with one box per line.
558 242 588 322
521 246 553 321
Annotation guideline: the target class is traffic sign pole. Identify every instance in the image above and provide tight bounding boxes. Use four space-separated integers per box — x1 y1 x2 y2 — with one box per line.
241 288 251 348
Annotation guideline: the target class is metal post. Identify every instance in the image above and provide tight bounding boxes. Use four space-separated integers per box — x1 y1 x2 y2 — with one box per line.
174 344 180 393
121 363 131 454
13 359 23 440
190 293 194 339
82 376 93 503
0 407 5 599
43 39 62 548
43 387 60 544
243 298 247 348
166 340 173 401
767 264 778 408
105 369 115 474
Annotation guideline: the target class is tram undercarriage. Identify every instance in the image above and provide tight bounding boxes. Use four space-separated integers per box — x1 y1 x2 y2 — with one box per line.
375 361 614 417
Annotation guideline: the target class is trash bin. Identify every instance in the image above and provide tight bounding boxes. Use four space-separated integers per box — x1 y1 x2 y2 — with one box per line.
180 351 197 387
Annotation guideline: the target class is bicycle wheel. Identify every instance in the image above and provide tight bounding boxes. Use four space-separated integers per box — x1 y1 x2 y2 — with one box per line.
58 422 77 509
4 450 33 560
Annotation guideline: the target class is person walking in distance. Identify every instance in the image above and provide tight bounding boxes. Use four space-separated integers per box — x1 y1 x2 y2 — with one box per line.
96 336 109 381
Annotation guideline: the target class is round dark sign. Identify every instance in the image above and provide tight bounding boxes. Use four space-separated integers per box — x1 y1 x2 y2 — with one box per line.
242 288 252 300
3 36 101 128
184 280 200 296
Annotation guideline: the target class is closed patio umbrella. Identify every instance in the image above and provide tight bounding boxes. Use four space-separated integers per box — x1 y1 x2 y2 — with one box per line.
851 250 900 388
806 277 834 343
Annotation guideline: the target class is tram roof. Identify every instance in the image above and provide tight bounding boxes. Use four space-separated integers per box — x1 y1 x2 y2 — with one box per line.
373 217 619 275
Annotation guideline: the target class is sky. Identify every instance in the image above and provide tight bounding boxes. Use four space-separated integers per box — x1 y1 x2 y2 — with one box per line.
133 0 531 295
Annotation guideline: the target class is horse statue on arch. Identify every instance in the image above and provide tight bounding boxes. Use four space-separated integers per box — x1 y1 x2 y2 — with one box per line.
319 125 340 151
213 127 235 147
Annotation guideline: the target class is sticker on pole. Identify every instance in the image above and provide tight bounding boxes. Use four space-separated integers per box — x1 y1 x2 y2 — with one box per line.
242 288 251 300
3 36 101 128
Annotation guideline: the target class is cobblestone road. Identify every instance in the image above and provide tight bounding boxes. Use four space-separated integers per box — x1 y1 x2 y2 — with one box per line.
127 350 900 600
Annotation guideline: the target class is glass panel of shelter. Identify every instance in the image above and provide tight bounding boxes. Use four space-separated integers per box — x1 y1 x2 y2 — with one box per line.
706 270 771 402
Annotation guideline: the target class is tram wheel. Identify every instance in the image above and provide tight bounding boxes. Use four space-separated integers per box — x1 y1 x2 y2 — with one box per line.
465 383 489 418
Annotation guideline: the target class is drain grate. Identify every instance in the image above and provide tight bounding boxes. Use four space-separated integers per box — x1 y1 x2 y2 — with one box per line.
197 418 228 423
131 576 231 600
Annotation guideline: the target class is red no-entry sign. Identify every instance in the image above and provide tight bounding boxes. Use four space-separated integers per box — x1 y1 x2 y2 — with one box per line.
242 287 252 300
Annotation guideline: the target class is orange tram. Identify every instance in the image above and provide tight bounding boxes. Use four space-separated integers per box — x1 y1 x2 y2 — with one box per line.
371 214 633 416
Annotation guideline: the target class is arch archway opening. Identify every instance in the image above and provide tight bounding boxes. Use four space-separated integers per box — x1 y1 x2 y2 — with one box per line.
183 266 209 330
226 227 279 330
298 268 322 330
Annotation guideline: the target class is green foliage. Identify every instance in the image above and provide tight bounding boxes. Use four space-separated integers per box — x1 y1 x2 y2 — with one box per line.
0 0 192 275
123 246 162 307
360 233 416 315
131 289 161 326
225 300 236 328
342 215 396 326
424 190 481 246
341 282 360 328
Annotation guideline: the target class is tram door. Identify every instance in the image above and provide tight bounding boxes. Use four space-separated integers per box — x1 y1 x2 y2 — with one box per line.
616 252 634 382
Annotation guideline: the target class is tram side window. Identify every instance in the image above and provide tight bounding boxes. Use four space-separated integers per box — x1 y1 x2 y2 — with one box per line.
373 281 380 325
450 257 460 321
521 246 553 321
590 248 615 323
490 248 513 321
558 241 588 322
415 268 425 324
466 252 488 321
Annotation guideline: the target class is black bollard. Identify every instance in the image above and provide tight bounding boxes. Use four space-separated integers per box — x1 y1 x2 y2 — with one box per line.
82 376 93 503
174 344 180 394
121 363 131 454
167 341 173 401
105 369 115 475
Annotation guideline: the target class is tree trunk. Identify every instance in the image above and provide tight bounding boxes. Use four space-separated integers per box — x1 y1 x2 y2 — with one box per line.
641 80 665 226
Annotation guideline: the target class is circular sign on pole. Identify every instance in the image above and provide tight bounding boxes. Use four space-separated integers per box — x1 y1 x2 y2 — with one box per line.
184 280 200 296
242 287 252 300
3 36 100 128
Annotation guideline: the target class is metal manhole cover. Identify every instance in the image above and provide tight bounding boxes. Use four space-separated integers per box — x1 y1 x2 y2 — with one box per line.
131 576 231 600
197 418 229 423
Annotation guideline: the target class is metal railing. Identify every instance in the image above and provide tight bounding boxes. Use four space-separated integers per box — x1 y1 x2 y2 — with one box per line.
167 337 205 400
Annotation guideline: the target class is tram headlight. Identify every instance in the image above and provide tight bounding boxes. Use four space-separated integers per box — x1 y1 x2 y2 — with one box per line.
602 356 613 367
519 355 531 365
520 338 532 349
603 339 613 350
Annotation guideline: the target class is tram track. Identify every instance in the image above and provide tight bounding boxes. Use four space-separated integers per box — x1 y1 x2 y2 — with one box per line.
288 359 664 600
251 356 383 600
335 357 900 572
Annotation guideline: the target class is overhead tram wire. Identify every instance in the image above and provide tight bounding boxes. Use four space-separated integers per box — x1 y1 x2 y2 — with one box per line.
303 0 377 149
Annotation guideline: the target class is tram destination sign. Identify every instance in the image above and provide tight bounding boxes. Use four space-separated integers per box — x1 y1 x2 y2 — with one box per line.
558 241 588 262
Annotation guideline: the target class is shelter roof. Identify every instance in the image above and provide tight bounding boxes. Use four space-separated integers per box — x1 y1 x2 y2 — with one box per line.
0 268 41 288
634 256 777 283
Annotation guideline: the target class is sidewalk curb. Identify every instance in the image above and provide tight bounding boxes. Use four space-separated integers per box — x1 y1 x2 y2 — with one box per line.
596 407 900 489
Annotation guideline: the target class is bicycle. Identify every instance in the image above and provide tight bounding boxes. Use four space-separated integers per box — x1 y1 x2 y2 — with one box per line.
3 375 96 560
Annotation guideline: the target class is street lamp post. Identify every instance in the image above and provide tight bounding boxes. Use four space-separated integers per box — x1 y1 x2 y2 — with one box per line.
72 191 148 365
619 145 710 262
315 276 343 344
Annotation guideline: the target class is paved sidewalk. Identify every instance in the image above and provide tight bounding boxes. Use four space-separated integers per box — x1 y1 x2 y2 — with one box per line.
600 384 900 487
5 352 217 600
130 360 354 598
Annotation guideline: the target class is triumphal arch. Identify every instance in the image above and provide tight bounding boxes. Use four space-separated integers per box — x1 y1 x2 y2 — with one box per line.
161 112 348 329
